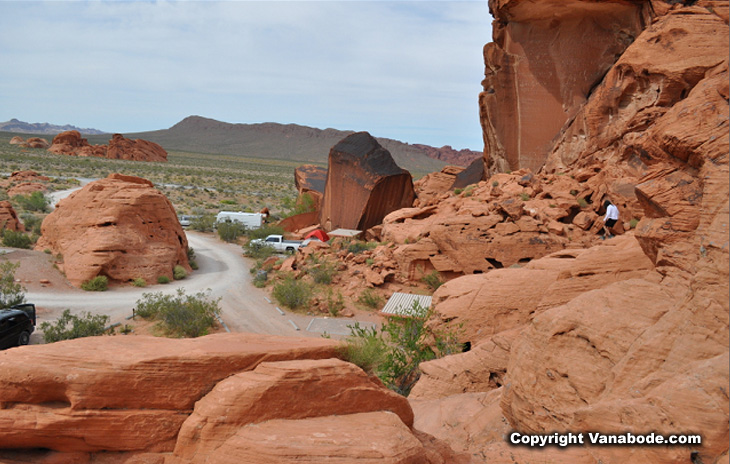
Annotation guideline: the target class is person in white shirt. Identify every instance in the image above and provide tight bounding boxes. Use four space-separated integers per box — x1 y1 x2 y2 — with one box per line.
602 199 619 239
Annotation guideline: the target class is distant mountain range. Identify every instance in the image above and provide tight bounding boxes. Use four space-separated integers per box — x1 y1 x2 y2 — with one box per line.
0 118 107 135
4 116 482 174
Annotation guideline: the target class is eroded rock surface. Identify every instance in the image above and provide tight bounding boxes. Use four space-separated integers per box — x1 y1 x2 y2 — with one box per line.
320 132 416 232
49 130 167 162
35 173 189 287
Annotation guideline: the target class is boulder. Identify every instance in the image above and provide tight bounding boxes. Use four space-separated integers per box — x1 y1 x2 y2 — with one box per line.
107 134 167 162
0 201 23 232
413 165 463 206
9 136 24 145
293 164 327 211
48 130 106 157
35 174 190 287
0 333 340 453
320 132 416 231
8 182 46 197
26 137 50 149
172 358 413 462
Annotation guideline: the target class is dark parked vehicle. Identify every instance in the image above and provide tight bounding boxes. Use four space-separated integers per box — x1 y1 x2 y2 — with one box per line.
0 303 36 349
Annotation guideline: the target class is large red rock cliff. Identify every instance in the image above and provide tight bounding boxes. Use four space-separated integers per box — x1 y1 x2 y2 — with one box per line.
414 2 729 463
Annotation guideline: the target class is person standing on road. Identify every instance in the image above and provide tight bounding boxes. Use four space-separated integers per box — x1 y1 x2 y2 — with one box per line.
602 199 619 239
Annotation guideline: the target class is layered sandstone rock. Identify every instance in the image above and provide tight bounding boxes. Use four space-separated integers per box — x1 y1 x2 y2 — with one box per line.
480 0 652 175
35 173 189 287
0 334 339 453
107 134 167 162
0 201 23 232
413 165 463 206
413 3 729 463
48 130 167 162
0 334 466 463
320 132 416 232
48 130 106 157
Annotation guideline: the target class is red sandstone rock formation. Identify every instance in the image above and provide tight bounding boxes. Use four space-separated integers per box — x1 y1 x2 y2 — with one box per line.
480 0 652 175
411 144 482 167
35 173 189 287
5 170 50 197
48 130 167 162
411 3 729 463
0 334 467 463
0 201 23 232
413 165 463 206
8 136 49 149
320 132 416 232
107 133 167 162
48 130 106 157
294 164 327 210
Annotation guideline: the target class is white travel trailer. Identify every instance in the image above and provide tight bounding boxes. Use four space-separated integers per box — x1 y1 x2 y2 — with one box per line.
215 211 264 229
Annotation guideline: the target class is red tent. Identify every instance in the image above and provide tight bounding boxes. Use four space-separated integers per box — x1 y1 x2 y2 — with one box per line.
305 229 330 242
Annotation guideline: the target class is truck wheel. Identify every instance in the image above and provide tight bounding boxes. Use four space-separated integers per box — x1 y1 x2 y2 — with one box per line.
18 331 30 346
286 247 294 254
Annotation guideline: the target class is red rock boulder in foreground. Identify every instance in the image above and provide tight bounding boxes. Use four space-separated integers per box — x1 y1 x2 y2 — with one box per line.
320 132 416 232
0 333 467 464
35 173 189 287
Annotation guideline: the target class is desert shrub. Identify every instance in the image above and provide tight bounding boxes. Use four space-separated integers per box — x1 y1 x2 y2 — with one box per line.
157 275 171 284
2 229 32 249
216 220 247 243
132 277 147 287
134 289 221 338
13 191 50 213
81 275 108 292
273 276 311 310
246 224 286 241
347 240 376 255
492 180 499 187
189 210 216 232
323 288 345 317
187 247 198 270
453 188 463 195
308 261 337 284
40 309 110 343
173 265 187 280
421 270 443 291
519 192 530 201
358 288 383 309
253 270 268 288
20 213 43 235
0 261 25 309
243 240 278 260
341 301 461 396
577 197 589 208
630 218 640 229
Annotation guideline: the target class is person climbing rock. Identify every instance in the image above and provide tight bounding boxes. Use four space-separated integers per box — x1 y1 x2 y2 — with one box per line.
601 199 619 239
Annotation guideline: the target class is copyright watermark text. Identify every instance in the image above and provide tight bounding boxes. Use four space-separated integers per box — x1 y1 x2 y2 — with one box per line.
509 431 702 447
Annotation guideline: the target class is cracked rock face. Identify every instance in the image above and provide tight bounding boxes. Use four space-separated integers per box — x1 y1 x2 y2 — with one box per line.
35 173 190 287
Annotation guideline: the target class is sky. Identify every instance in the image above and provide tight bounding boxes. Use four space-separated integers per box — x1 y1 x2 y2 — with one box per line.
0 1 492 150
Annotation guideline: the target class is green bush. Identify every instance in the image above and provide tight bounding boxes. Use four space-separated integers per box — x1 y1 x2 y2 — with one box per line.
81 275 108 291
157 275 171 284
0 261 25 309
347 240 376 255
630 218 640 229
519 192 530 201
216 220 247 243
324 288 345 317
246 224 286 241
341 301 461 396
173 265 187 280
273 276 312 310
40 309 110 343
187 247 198 270
20 213 43 235
2 229 32 249
13 191 50 213
308 261 337 284
134 289 221 338
244 240 278 260
189 211 216 232
132 277 147 287
577 197 589 208
421 271 443 291
358 288 383 309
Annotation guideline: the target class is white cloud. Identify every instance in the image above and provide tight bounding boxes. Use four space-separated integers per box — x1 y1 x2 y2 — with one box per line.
0 0 491 149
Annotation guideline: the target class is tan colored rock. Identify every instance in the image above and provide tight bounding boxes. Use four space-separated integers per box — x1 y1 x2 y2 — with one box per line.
0 201 23 232
199 412 449 464
0 333 340 453
320 132 416 232
26 137 50 149
35 174 189 287
9 136 24 145
107 134 167 162
173 359 413 462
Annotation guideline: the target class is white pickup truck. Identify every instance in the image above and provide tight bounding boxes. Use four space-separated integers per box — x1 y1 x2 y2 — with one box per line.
250 234 317 253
